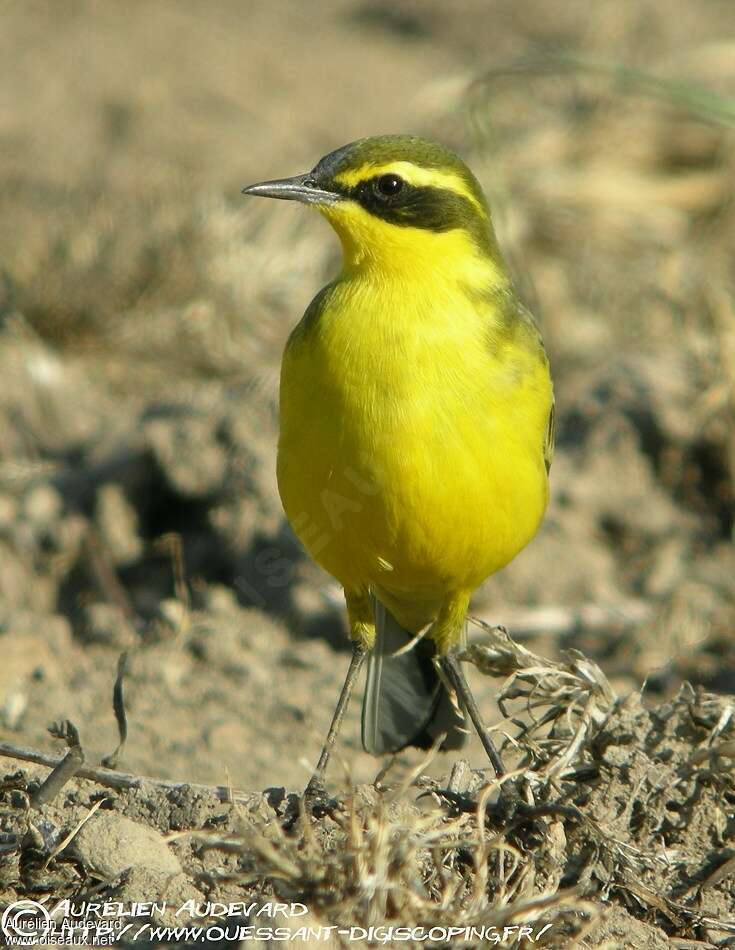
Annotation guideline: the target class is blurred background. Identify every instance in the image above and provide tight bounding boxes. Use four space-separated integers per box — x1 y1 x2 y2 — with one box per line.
1 0 733 790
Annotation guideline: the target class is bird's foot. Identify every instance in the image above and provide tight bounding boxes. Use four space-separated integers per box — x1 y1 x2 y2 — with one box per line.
302 775 341 819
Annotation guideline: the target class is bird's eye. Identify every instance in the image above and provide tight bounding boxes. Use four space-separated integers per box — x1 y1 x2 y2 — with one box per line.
375 174 404 197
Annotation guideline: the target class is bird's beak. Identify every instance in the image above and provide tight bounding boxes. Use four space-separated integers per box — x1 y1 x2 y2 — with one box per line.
241 173 341 206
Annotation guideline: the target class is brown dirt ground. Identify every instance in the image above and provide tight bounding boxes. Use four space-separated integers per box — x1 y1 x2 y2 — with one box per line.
1 0 734 945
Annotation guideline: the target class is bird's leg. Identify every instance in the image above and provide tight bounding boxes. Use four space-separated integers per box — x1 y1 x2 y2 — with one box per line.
439 649 505 779
304 590 374 803
432 596 505 779
304 641 369 801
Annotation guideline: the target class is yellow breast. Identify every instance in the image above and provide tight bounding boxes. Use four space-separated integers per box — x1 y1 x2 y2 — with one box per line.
277 236 552 618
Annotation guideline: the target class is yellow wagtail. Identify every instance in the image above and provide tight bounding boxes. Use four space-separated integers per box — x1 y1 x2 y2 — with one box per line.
242 135 554 792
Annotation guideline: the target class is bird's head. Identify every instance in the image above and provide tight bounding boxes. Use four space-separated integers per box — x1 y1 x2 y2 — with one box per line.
243 135 503 279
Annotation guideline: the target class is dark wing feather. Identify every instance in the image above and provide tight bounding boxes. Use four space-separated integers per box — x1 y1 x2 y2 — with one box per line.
544 398 555 473
362 598 466 754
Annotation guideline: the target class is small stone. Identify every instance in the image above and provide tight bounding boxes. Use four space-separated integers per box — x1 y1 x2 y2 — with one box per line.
202 583 238 613
2 690 28 730
95 484 142 566
157 598 188 632
70 811 181 879
23 484 62 525
145 416 228 497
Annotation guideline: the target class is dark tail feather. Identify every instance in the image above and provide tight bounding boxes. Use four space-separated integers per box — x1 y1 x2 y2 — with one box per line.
361 599 466 755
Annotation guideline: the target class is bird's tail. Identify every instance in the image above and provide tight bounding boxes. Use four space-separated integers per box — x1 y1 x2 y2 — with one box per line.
361 598 467 754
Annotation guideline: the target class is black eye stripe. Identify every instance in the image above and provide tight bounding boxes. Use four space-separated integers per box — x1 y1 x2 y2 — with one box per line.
321 173 492 251
351 181 470 229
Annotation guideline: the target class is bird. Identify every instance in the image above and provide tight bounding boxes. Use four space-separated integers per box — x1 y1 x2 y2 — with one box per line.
242 135 554 794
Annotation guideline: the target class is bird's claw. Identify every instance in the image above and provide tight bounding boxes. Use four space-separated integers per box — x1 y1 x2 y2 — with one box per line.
303 776 341 819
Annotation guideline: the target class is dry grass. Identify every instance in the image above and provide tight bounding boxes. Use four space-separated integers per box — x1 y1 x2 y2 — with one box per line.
141 627 734 946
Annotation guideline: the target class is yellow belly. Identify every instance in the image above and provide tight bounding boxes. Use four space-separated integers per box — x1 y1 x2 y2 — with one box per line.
277 277 552 625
